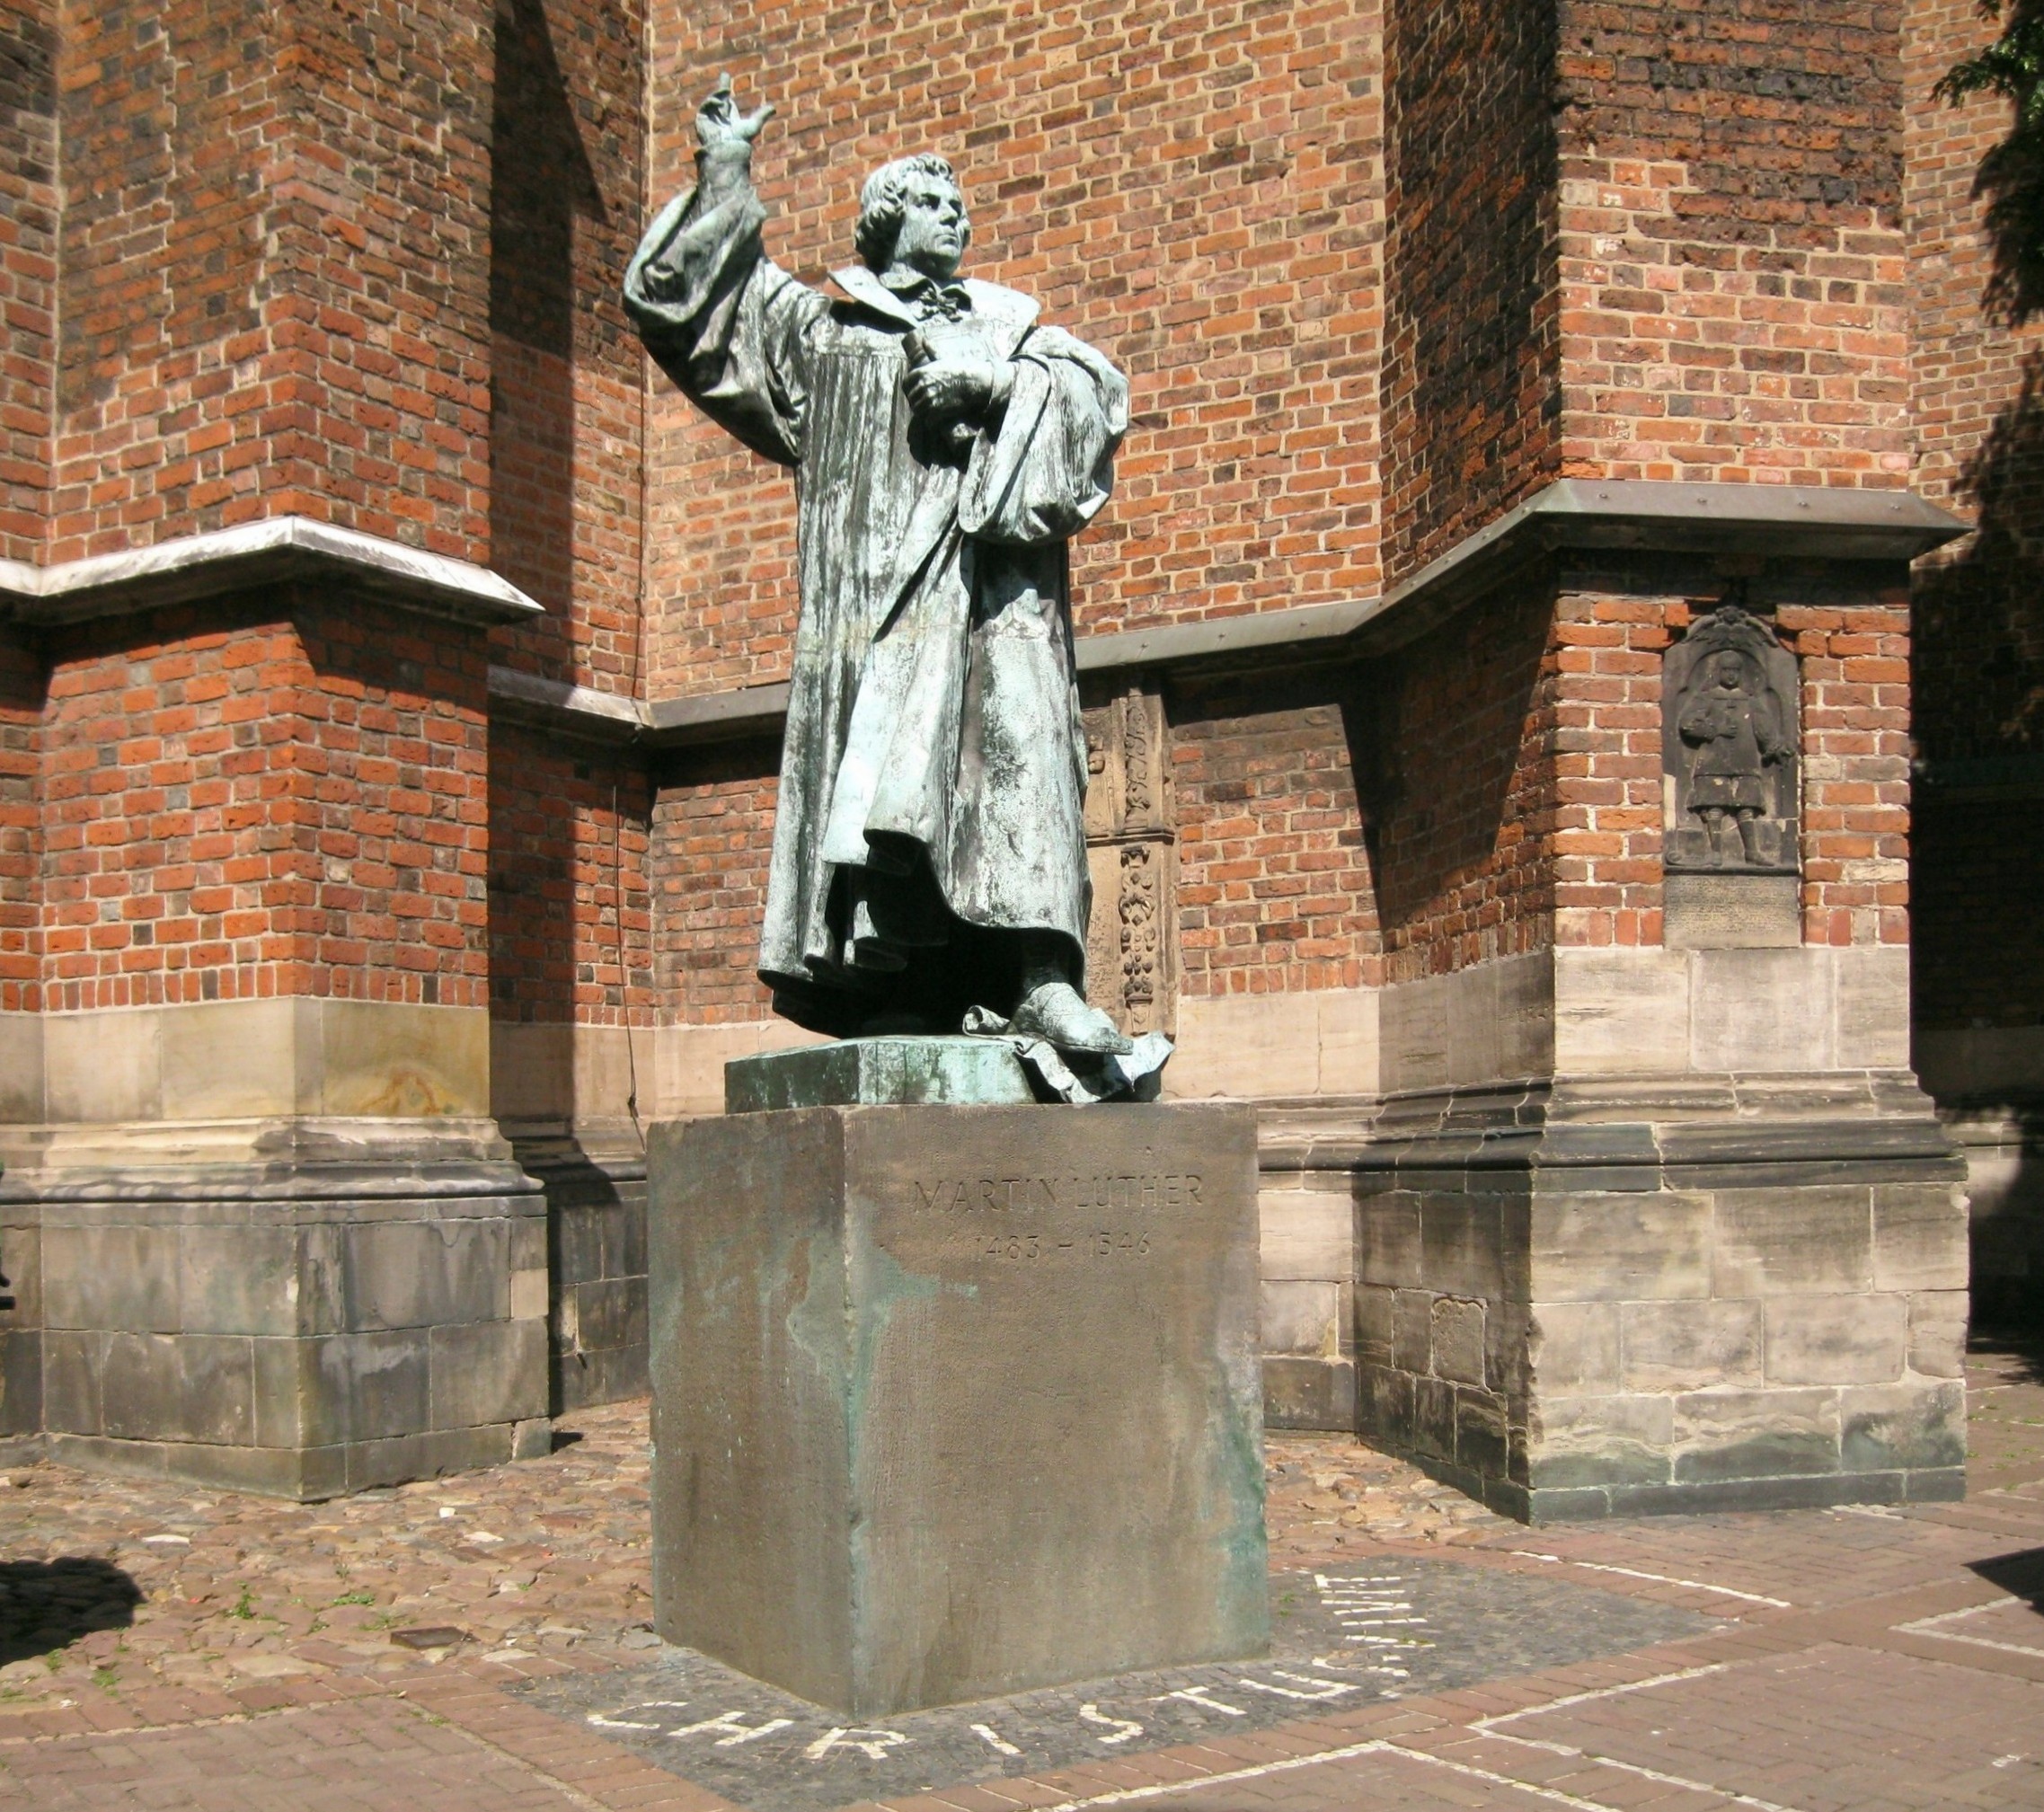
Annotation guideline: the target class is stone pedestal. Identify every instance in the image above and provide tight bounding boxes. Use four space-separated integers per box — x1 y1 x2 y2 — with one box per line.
1338 1071 1971 1519
1 1111 552 1498
647 1096 1266 1715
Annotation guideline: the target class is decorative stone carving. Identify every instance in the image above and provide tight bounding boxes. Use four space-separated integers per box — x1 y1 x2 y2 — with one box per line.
1663 605 1800 875
1082 678 1178 1038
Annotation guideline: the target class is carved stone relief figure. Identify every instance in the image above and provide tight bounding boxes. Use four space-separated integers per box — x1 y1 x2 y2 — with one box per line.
1082 677 1178 1038
1663 605 1800 874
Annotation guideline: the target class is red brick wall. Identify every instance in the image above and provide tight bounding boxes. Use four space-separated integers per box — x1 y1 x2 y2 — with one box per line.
1781 580 1913 948
1168 676 1378 999
50 0 494 564
1903 0 2044 1035
1555 1 1912 488
1371 579 1559 980
52 0 283 560
39 597 490 1011
489 722 652 1027
487 0 648 695
650 746 780 1024
642 0 1387 696
1551 568 1666 951
0 629 40 1014
1382 0 1560 582
0 1 56 566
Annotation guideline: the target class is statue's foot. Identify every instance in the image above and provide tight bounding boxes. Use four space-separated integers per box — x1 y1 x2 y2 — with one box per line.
1009 982 1135 1056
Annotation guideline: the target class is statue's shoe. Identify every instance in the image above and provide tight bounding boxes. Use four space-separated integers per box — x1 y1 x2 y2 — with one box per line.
1008 982 1135 1056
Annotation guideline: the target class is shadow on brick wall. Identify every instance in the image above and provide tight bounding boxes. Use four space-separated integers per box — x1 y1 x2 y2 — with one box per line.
1355 580 1552 955
1914 357 2044 1331
488 0 603 672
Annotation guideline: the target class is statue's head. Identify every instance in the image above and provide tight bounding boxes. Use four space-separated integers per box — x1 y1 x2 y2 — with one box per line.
1704 648 1756 694
856 153 969 279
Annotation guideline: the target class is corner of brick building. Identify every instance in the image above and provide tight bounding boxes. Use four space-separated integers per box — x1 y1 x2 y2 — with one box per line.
1899 0 2044 1323
0 0 2013 1496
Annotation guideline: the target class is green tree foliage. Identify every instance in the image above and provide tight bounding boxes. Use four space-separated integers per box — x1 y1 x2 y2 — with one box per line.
1939 0 2044 321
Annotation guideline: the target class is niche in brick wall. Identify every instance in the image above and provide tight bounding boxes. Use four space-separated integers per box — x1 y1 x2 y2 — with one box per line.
1662 604 1801 950
1081 677 1178 1037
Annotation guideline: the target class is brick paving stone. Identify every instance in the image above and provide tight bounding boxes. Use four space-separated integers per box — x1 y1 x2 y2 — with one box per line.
0 1698 591 1810
0 1337 2039 1808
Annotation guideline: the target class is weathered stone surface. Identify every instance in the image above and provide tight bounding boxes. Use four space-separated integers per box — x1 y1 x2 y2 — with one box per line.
1261 1355 1357 1432
296 1331 431 1447
1841 1381 1966 1472
1871 1184 1969 1292
178 1228 301 1337
1430 1295 1487 1385
430 1319 549 1430
1527 1303 1621 1397
725 1037 1037 1111
1552 949 1690 1074
1672 1386 1841 1483
1357 1188 1422 1283
1712 1186 1871 1297
1260 1280 1346 1357
43 1226 180 1333
1392 1288 1433 1374
101 1332 254 1445
24 1192 547 1498
1530 1194 1711 1303
1528 1394 1675 1489
1420 1194 1514 1298
1907 1289 1969 1379
344 1218 510 1331
1763 1294 1907 1386
648 1102 1266 1715
1620 1299 1763 1392
1354 1283 1395 1364
1258 1187 1354 1281
1689 948 1833 1072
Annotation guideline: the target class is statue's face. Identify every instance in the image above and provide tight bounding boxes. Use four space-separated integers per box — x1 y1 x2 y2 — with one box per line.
889 172 968 280
1706 650 1748 692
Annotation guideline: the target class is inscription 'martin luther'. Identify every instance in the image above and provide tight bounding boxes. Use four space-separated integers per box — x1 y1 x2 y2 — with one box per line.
913 1172 1205 1214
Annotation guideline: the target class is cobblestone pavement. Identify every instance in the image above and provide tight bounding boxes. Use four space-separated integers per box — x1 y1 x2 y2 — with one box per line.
0 1334 2039 1810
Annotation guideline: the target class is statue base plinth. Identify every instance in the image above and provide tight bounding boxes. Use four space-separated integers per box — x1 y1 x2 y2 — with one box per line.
724 1036 1035 1112
647 1101 1268 1715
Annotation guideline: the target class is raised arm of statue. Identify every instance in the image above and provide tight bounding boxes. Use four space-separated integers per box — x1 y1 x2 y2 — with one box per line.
624 78 825 467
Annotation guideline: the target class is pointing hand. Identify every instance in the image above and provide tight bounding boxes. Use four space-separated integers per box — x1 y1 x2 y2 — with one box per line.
696 75 774 152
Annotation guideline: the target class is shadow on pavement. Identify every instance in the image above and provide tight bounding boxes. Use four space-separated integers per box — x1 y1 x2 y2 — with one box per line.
1969 1547 2044 1614
0 1559 142 1666
1971 1323 2044 1385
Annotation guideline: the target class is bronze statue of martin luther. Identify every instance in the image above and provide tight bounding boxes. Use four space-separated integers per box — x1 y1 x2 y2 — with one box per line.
625 80 1135 1060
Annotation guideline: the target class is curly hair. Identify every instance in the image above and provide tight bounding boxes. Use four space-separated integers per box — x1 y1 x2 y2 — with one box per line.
855 153 969 271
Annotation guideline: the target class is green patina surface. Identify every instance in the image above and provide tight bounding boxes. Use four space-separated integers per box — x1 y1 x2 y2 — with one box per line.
725 1038 1035 1112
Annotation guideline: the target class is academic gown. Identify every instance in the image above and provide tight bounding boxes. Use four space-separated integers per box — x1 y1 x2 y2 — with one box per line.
624 172 1129 1035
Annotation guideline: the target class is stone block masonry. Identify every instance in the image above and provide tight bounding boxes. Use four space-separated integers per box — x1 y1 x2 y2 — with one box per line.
32 1187 550 1497
1348 1073 1969 1519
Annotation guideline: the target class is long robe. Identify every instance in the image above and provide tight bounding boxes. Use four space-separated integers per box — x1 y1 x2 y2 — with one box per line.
624 173 1128 1035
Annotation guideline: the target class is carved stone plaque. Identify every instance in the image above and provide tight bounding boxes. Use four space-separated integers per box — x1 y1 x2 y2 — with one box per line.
1663 872 1802 950
1663 605 1800 875
1082 678 1178 1038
